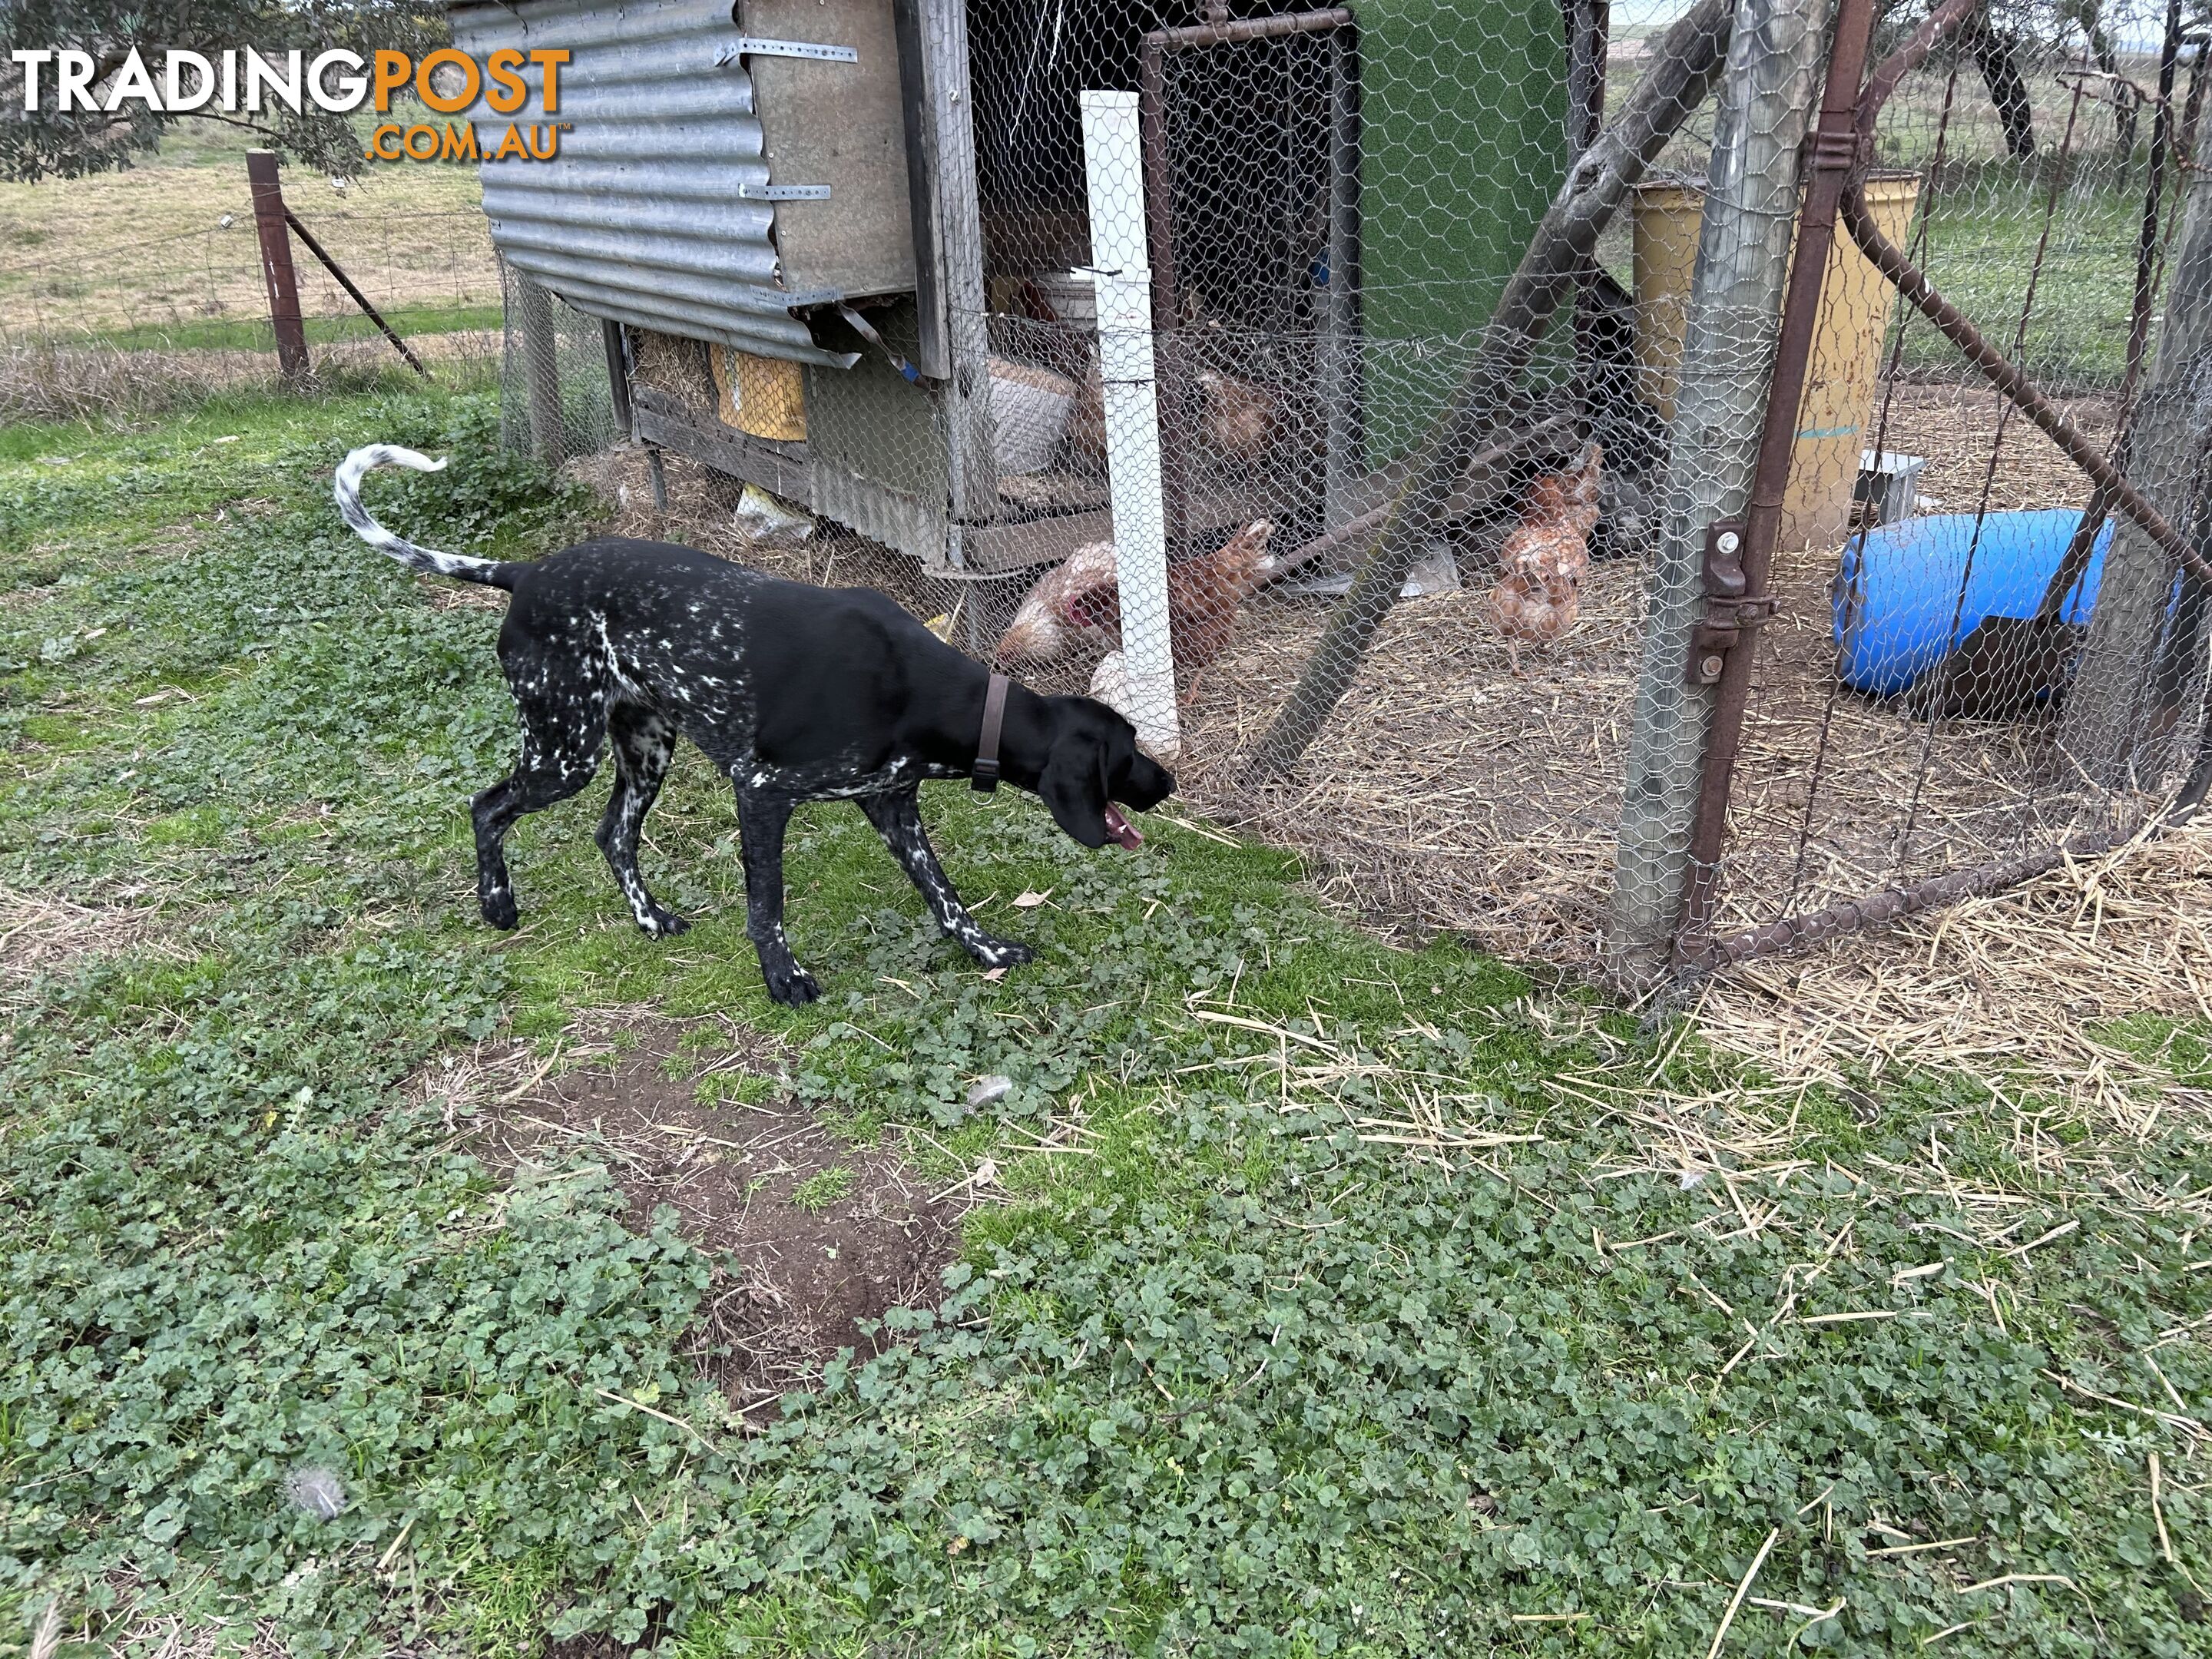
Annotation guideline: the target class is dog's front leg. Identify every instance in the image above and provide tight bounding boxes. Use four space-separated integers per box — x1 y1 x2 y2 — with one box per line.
733 786 820 1005
859 787 1035 972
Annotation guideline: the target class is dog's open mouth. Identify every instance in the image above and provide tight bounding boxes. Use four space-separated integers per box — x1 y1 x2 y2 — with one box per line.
1103 804 1142 849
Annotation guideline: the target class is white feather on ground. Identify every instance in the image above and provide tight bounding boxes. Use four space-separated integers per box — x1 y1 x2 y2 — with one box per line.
284 1465 347 1520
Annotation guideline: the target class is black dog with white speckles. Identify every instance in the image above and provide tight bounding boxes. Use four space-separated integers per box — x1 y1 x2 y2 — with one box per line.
335 445 1174 1005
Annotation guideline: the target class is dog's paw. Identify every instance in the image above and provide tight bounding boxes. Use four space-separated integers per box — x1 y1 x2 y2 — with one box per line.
971 937 1035 971
763 964 821 1006
480 889 520 930
639 906 691 938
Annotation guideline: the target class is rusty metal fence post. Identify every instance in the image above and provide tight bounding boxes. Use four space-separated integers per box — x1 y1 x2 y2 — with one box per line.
244 151 310 385
1602 0 1852 985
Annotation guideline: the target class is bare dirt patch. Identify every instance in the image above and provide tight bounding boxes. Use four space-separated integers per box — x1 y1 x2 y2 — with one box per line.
444 1018 964 1401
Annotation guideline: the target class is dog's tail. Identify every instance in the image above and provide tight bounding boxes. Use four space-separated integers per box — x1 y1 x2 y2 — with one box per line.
333 445 518 588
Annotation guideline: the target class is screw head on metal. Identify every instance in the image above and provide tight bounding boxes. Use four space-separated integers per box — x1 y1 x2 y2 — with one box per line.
1702 654 1726 678
1715 530 1741 555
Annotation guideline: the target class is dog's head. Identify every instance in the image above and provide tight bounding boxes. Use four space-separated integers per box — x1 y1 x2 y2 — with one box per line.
1034 696 1176 849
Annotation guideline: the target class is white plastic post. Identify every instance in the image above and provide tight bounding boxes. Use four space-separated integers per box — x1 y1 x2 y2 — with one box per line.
1079 88 1181 760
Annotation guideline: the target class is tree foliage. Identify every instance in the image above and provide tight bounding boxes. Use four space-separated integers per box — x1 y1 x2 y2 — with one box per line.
0 0 445 183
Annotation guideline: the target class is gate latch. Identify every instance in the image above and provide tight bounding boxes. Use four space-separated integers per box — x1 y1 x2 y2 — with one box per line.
1686 518 1777 686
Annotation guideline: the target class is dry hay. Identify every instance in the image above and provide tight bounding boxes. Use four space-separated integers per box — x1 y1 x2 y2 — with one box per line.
0 886 181 1007
1694 817 2212 1121
1869 379 2114 516
1169 377 2135 969
1712 571 2078 920
0 329 498 422
94 1604 294 1659
1178 559 1650 968
586 442 965 634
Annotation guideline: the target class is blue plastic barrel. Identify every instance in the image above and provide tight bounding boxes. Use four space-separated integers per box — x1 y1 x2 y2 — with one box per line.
1833 509 2114 695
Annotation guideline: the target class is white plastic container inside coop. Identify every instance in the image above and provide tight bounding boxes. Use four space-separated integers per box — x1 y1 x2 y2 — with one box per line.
1856 450 1929 527
988 357 1078 476
1028 270 1098 330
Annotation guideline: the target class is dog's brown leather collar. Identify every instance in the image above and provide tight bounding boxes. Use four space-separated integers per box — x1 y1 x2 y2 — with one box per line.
972 672 1011 793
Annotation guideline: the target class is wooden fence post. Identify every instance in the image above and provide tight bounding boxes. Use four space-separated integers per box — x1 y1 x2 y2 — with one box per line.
244 150 310 384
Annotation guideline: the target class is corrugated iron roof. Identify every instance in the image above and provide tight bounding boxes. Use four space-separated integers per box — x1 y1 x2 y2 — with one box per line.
449 0 856 365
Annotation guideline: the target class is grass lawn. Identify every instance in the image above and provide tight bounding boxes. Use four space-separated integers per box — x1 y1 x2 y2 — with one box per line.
1897 164 2144 390
3 382 2212 1657
0 121 497 343
71 303 508 356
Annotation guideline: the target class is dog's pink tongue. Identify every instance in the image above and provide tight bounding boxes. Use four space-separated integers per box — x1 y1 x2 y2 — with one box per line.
1104 804 1142 849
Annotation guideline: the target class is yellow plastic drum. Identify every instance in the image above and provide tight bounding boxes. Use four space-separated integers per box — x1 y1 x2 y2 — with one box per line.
711 346 808 442
1631 172 1921 551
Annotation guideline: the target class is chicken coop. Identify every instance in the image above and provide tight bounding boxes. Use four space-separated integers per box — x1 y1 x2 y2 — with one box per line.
456 0 2212 986
451 0 1597 549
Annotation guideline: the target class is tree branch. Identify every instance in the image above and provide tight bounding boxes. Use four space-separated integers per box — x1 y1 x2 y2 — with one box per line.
180 109 285 141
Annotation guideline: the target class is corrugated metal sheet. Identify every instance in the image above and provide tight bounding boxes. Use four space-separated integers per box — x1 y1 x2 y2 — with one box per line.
449 0 853 366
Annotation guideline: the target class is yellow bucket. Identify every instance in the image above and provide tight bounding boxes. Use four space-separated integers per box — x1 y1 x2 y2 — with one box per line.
711 346 808 442
1631 172 1921 551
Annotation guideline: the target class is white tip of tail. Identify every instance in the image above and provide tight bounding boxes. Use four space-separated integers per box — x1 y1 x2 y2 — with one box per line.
335 443 446 492
333 443 506 585
335 445 446 555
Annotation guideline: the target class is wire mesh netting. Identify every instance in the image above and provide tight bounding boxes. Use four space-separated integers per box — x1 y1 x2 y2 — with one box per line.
1700 0 2212 962
571 0 2211 979
498 261 619 468
611 0 1730 967
0 154 501 419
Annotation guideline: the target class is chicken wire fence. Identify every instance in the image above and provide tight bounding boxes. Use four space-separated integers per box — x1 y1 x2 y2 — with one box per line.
0 195 501 419
497 262 621 469
1688 0 2212 972
554 0 2211 982
601 0 1728 970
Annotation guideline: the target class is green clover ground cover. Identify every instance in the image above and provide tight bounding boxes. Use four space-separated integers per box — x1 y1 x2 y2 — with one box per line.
3 385 2212 1657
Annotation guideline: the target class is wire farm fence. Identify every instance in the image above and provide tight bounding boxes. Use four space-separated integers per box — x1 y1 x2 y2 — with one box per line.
0 193 502 419
520 0 2209 983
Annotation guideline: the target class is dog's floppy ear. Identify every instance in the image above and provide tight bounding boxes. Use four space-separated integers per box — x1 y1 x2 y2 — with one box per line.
1038 730 1110 848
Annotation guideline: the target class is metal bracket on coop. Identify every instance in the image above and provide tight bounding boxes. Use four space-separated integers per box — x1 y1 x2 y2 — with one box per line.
1684 518 1777 687
714 38 859 67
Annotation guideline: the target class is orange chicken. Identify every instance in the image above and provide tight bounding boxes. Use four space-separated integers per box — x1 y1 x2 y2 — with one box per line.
1487 442 1603 672
996 520 1277 698
1066 360 1280 470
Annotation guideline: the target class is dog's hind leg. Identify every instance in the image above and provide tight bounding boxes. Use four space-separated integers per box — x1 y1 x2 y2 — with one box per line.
472 674 607 929
596 701 687 937
733 787 820 1005
859 786 1035 972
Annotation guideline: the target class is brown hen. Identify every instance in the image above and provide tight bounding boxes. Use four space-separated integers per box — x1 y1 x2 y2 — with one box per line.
1487 442 1603 672
996 519 1277 698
